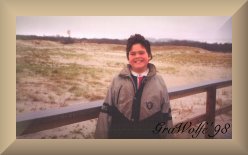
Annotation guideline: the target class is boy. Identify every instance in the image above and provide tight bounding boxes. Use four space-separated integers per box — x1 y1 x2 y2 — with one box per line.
95 34 173 138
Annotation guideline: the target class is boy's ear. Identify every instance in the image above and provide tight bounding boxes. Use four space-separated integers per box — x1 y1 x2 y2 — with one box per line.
148 56 152 61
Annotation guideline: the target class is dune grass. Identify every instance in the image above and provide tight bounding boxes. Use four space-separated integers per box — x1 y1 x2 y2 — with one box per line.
16 40 232 112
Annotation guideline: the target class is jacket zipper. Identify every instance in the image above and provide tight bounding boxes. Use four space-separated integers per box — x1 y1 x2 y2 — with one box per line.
128 75 137 94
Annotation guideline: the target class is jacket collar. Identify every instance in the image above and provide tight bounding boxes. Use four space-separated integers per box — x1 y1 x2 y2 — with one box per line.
119 63 157 78
131 69 149 77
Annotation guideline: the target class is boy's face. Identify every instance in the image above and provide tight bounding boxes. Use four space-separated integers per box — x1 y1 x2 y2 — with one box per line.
128 43 150 74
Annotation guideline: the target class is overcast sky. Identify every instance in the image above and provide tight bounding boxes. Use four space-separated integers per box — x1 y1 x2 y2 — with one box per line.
16 16 232 43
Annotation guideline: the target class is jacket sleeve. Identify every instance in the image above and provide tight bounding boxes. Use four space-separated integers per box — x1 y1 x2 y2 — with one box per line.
94 78 115 139
160 80 174 138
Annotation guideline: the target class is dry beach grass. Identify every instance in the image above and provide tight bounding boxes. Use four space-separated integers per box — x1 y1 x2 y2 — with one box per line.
16 39 232 139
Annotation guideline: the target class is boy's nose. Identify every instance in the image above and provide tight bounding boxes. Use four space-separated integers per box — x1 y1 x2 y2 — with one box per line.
134 53 141 58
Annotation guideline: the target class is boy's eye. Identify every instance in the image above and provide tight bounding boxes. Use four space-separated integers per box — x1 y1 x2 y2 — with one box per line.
129 51 145 56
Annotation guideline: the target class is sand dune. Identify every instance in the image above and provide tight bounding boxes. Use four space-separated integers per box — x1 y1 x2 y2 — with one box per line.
16 40 232 139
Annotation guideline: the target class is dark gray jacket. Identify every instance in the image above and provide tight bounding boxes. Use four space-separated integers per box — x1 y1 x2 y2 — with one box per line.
95 63 173 138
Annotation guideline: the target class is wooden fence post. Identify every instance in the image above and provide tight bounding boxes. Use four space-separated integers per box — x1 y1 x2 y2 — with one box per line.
205 87 217 139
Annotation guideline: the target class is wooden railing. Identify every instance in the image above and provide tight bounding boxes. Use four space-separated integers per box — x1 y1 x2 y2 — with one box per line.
16 79 232 138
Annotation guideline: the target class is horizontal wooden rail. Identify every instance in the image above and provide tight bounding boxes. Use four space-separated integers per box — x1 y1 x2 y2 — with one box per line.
17 79 232 137
168 79 232 100
17 100 102 136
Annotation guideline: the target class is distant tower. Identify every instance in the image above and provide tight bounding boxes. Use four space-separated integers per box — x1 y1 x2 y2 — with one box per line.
67 30 71 38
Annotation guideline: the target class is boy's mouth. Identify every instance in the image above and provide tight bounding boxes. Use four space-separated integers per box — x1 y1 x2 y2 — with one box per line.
134 59 143 64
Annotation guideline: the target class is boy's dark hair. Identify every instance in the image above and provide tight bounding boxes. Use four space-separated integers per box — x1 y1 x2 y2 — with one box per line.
126 34 152 60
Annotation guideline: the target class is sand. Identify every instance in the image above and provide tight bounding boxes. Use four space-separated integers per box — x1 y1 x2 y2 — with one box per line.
16 40 232 139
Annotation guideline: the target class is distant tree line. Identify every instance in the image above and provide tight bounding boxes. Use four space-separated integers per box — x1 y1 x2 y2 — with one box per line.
16 35 232 52
154 39 232 53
